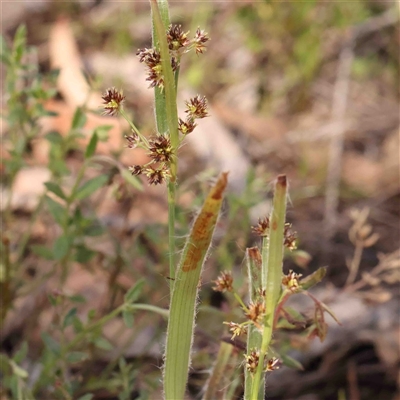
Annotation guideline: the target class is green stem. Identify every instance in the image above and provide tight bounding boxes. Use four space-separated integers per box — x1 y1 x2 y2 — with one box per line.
167 180 176 280
244 247 264 400
251 175 287 400
150 0 180 285
233 292 247 311
126 303 169 318
119 108 149 147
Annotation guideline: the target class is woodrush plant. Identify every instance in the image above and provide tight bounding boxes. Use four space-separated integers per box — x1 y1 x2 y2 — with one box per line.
102 1 219 398
101 1 342 400
0 4 343 400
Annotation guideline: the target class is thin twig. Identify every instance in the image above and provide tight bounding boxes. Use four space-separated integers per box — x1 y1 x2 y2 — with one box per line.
345 241 364 286
324 41 354 240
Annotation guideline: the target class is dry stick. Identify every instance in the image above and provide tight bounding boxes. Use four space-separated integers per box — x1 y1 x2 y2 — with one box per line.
345 240 364 286
323 41 354 241
324 7 399 241
347 360 361 400
344 248 400 294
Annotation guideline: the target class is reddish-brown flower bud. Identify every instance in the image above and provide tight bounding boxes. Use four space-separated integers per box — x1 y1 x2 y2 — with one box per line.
252 217 270 237
125 132 139 149
284 223 297 250
129 165 144 176
244 349 260 374
102 88 125 116
144 166 170 185
178 117 197 135
213 271 234 292
244 300 266 325
167 24 190 51
193 28 209 55
265 357 281 371
185 95 209 119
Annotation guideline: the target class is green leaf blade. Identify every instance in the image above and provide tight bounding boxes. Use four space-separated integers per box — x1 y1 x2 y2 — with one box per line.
41 332 60 356
85 132 98 159
45 195 67 226
44 181 67 200
124 279 145 304
53 234 71 260
163 173 228 400
73 174 108 201
71 107 87 130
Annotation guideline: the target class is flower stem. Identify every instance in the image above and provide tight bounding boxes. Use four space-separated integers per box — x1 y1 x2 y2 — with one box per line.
150 0 180 284
251 175 287 399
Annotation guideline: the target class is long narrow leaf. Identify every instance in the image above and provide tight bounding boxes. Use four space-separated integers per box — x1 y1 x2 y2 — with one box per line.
163 173 228 400
151 0 170 135
73 175 108 201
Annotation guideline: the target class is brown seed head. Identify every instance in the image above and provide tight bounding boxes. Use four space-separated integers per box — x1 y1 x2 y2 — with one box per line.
137 48 164 88
137 47 179 89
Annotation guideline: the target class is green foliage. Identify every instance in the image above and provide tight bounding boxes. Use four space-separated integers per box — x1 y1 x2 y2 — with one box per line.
3 1 377 397
0 22 162 400
234 1 388 112
73 174 109 200
124 278 145 303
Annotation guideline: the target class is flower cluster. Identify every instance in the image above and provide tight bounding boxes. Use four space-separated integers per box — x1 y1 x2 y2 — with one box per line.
244 351 281 375
244 349 260 374
124 132 139 149
265 357 281 371
136 47 178 89
252 217 270 237
223 321 247 340
244 300 266 326
137 25 209 89
284 223 297 250
167 24 190 51
193 28 209 54
128 134 173 186
178 94 209 135
212 270 234 292
282 270 302 292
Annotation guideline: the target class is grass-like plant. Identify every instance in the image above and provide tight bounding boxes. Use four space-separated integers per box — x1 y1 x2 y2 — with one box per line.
1 2 346 399
102 1 340 399
116 3 340 400
102 1 223 398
